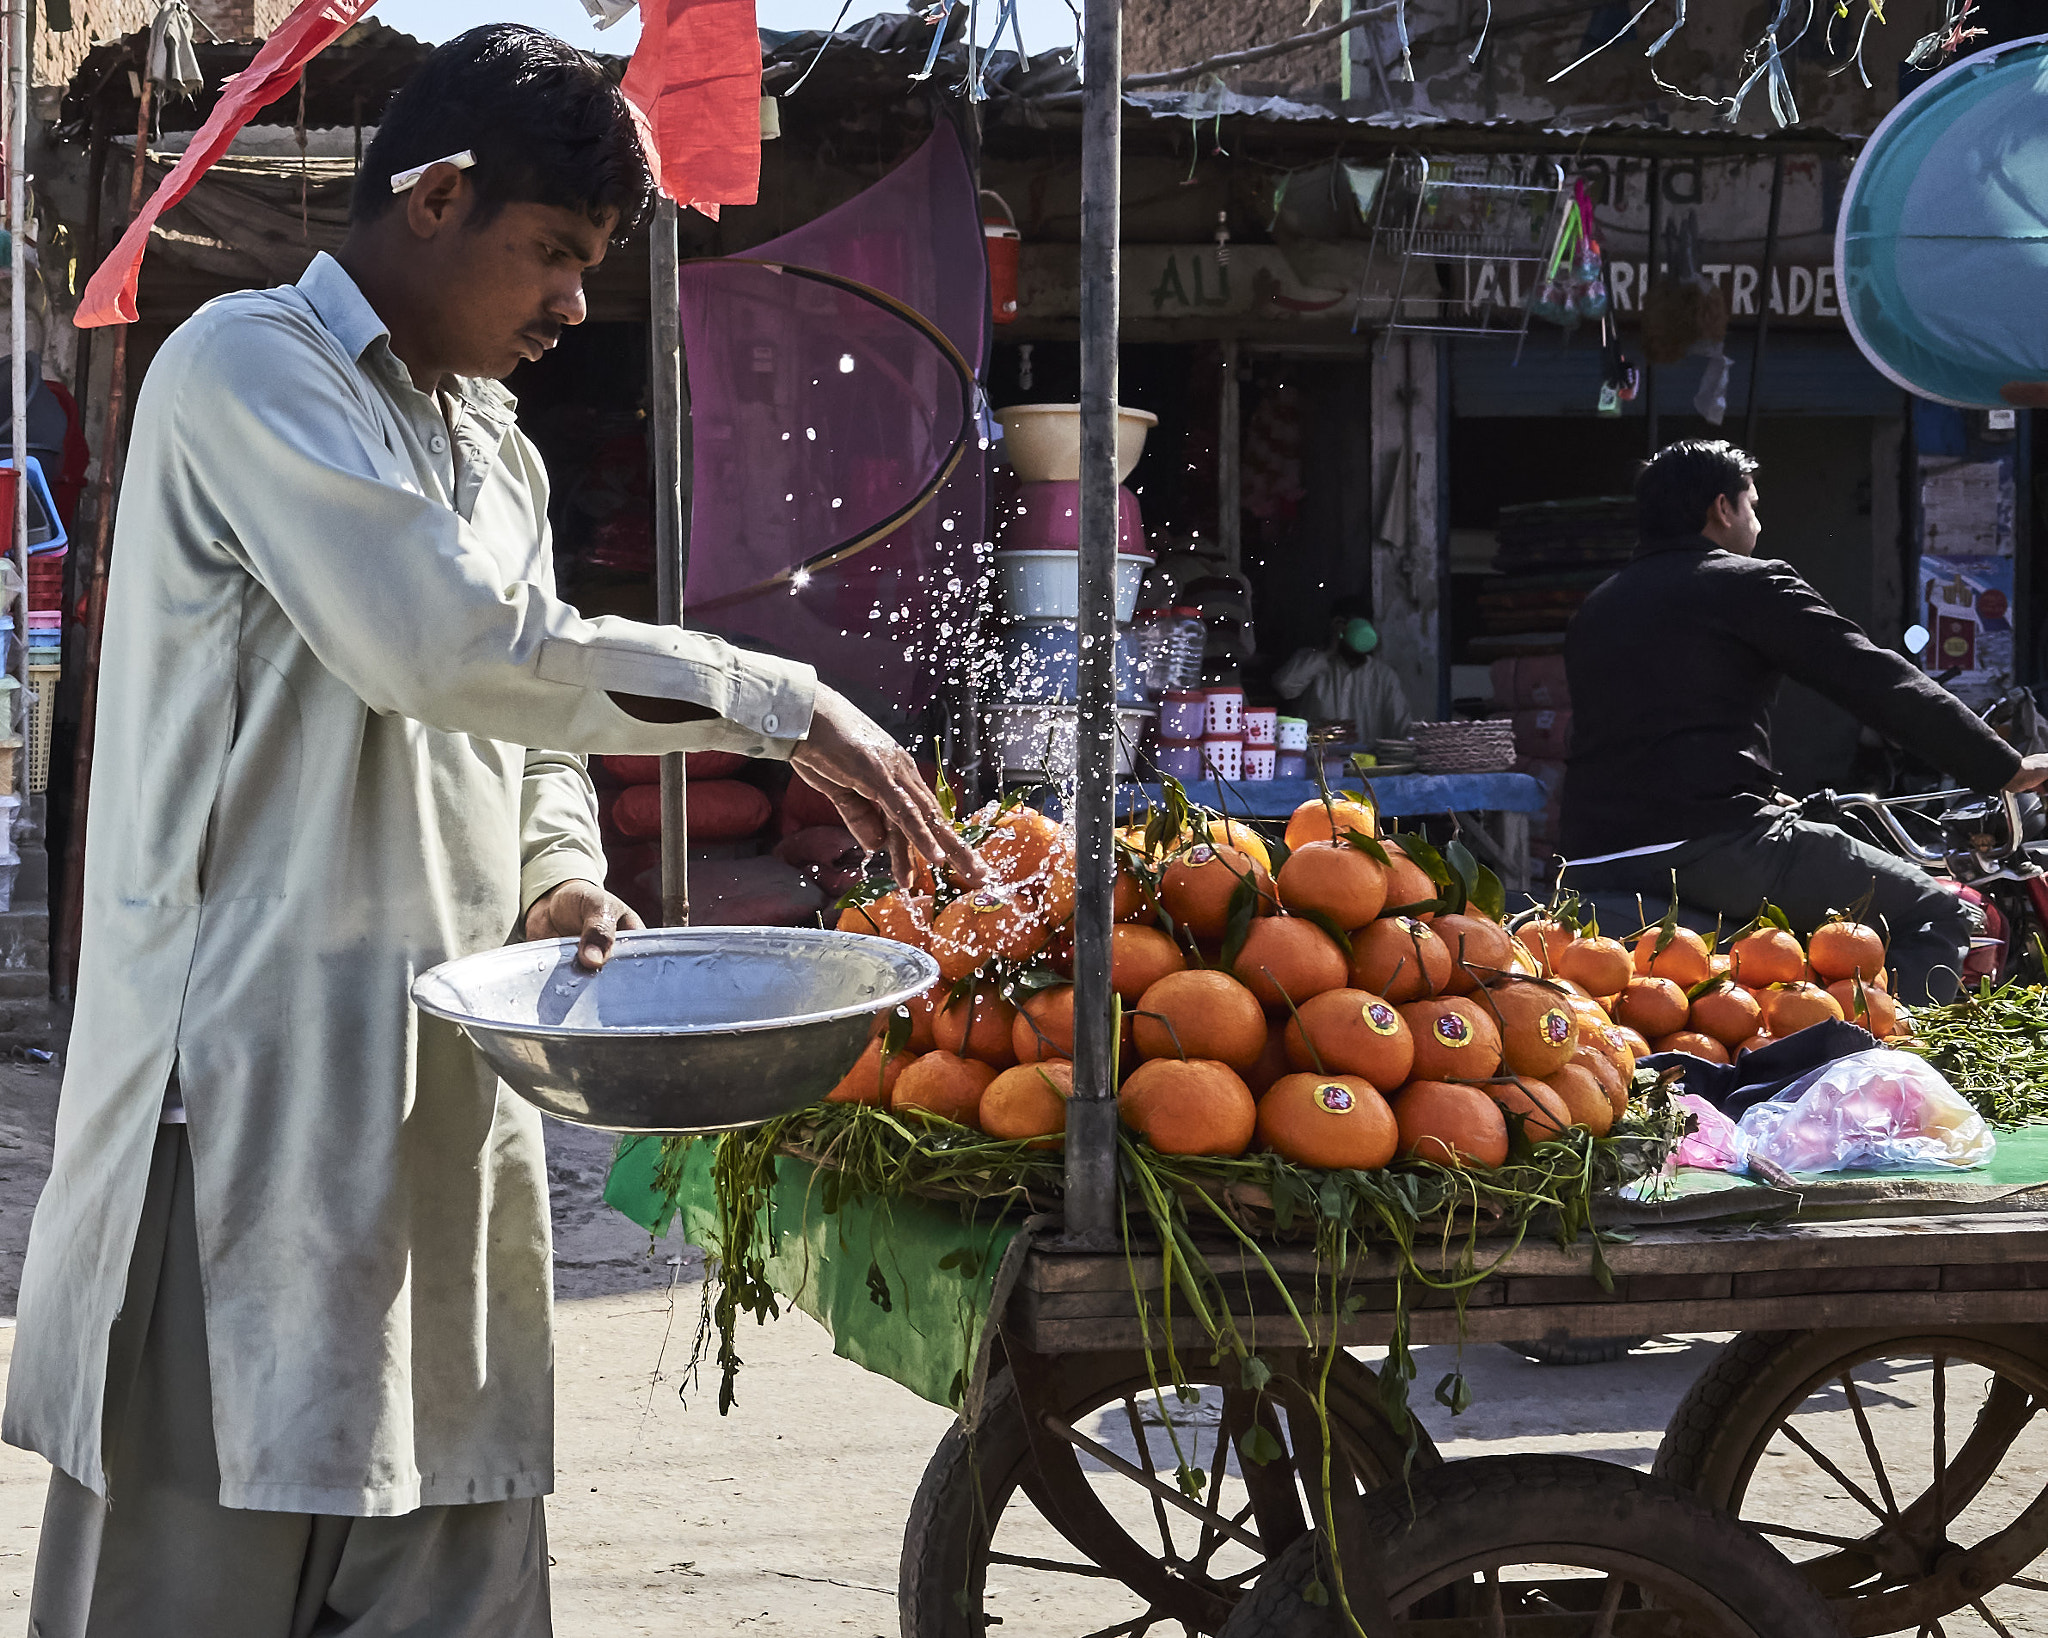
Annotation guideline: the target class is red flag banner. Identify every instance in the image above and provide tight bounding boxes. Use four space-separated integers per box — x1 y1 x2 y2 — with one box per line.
621 0 760 220
78 0 378 328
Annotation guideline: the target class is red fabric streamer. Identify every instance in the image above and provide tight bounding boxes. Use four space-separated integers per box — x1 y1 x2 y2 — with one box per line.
78 0 379 328
621 0 761 220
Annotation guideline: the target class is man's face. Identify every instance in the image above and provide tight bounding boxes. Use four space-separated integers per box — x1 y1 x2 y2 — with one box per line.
1710 481 1762 556
422 196 615 380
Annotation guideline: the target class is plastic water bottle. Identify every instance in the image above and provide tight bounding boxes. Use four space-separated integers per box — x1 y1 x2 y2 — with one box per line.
1163 606 1206 691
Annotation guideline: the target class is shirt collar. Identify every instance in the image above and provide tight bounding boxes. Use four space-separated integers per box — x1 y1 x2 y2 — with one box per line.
1634 533 1720 560
295 251 520 435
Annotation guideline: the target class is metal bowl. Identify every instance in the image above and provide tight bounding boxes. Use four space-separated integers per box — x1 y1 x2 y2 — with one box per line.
411 926 940 1133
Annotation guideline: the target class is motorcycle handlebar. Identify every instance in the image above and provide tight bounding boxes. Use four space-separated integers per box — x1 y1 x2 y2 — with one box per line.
1812 788 2027 868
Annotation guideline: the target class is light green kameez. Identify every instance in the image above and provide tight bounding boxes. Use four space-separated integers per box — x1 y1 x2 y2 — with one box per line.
4 252 817 1516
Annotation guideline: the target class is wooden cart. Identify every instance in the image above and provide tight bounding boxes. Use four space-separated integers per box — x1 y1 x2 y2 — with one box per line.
888 1191 2048 1636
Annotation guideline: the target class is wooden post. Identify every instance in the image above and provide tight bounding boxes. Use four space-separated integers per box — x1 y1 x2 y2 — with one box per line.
1218 337 1240 574
1062 0 1122 1249
650 197 691 928
57 59 153 1000
7 0 25 738
1742 154 1785 454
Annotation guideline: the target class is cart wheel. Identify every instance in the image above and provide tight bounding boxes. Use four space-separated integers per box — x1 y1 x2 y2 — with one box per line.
898 1349 1431 1638
1502 1334 1649 1366
1219 1454 1844 1636
1655 1327 2048 1636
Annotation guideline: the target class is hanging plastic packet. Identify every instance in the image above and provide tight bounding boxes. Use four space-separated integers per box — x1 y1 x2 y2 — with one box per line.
1734 1047 1995 1174
1567 179 1609 322
1529 197 1580 329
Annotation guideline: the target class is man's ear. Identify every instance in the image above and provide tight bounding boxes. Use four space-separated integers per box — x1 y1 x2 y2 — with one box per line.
401 164 470 242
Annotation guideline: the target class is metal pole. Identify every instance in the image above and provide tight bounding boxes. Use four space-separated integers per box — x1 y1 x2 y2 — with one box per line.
58 63 153 999
7 0 25 755
1218 337 1240 574
650 197 691 928
1742 153 1784 454
1062 0 1121 1248
1643 157 1662 456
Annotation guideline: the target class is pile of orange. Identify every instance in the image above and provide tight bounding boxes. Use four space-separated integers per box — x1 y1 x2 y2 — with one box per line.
825 795 1646 1172
1517 910 1902 1068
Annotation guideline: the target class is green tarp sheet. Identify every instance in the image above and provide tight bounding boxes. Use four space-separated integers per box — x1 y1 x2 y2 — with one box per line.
605 1135 1023 1409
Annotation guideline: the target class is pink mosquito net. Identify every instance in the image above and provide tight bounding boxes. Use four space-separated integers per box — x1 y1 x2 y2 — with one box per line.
679 122 989 720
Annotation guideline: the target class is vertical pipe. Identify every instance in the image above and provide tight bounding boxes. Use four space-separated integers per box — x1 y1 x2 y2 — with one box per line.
1062 0 1122 1249
1218 337 1240 574
8 0 25 739
1742 153 1785 455
1643 157 1662 456
58 66 153 999
650 196 691 928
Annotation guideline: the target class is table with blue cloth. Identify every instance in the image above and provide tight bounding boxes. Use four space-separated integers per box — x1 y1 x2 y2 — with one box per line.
1115 773 1550 892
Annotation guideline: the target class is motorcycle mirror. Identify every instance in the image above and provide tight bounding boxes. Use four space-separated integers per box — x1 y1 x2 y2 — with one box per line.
1904 624 1931 656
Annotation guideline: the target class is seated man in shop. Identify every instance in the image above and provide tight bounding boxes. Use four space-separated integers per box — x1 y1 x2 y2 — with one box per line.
1272 594 1411 747
1559 438 2048 1004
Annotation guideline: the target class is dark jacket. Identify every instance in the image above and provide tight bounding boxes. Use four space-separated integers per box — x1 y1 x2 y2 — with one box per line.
1559 536 2021 859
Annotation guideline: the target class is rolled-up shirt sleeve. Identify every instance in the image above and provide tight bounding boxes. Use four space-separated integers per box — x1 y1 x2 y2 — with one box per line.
164 306 816 759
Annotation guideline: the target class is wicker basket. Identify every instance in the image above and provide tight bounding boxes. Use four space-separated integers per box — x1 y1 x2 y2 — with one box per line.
1414 717 1517 775
27 663 57 793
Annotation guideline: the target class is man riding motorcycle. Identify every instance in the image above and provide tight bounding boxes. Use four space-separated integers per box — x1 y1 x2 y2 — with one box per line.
1558 438 2048 1004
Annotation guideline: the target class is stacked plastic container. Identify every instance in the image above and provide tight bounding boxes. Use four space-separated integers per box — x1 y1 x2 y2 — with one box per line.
988 404 1159 784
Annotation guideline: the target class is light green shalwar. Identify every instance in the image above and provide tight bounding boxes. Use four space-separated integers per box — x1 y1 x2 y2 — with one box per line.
3 252 818 1517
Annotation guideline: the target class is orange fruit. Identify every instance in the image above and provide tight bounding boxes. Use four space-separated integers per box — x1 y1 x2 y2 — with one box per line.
1543 1063 1614 1137
1013 984 1075 1063
826 1038 914 1105
1392 1080 1509 1169
1159 844 1276 940
930 887 1041 982
837 890 933 947
1586 1023 1639 1086
1348 916 1452 1002
1283 797 1377 850
1111 923 1187 1002
1133 970 1268 1071
1380 844 1440 917
899 979 944 1053
1276 841 1388 930
1256 1073 1399 1170
1043 925 1075 977
1737 1031 1774 1056
1113 868 1158 924
1117 1059 1257 1157
1480 979 1580 1078
1653 1030 1731 1064
1565 1046 1625 1125
1516 918 1578 976
1688 984 1763 1048
1810 919 1887 982
1433 911 1518 994
1613 1024 1653 1061
1207 819 1274 872
1232 917 1349 1010
1828 978 1900 1037
976 806 1071 891
933 983 1020 1068
1282 987 1416 1090
1554 936 1632 998
1729 927 1805 989
890 1053 999 1126
1760 981 1844 1037
980 1061 1071 1147
1244 1025 1294 1097
1399 996 1505 1081
1506 937 1543 978
1632 926 1713 989
1485 1075 1574 1144
1616 976 1689 1040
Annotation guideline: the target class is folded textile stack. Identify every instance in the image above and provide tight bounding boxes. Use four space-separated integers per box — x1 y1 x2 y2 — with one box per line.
1467 497 1635 660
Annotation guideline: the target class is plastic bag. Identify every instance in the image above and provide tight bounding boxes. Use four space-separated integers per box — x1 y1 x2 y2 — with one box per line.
1734 1048 1995 1174
1671 1093 1745 1171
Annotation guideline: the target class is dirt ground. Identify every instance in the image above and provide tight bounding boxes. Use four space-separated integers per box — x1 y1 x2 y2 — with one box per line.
0 1059 2038 1634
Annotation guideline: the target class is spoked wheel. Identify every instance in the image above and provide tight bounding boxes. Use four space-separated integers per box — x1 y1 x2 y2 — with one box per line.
1222 1454 1845 1637
898 1347 1436 1637
1655 1327 2048 1636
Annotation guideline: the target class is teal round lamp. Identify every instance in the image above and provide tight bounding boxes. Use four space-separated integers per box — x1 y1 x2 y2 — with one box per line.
1837 34 2048 408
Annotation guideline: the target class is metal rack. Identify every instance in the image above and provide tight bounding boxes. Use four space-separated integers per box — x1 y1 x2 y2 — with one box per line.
1356 152 1571 355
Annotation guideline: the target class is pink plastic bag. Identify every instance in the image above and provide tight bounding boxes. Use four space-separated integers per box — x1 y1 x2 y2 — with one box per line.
1735 1048 1994 1174
1672 1093 1745 1172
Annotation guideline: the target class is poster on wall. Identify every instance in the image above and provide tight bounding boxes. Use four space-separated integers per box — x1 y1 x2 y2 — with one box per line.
1920 553 2015 705
1919 455 2014 558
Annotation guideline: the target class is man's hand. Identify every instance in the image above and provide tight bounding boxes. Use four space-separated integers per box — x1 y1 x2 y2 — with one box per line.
525 878 644 970
2005 754 2048 794
791 687 985 890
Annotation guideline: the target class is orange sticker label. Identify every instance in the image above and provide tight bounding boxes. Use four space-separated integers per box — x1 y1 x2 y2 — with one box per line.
1433 1013 1474 1047
1541 1008 1573 1046
1362 1001 1400 1035
1314 1082 1356 1113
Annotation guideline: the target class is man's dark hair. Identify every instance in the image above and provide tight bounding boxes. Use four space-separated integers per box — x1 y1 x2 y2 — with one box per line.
353 25 653 236
1329 593 1374 622
1635 439 1760 542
